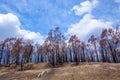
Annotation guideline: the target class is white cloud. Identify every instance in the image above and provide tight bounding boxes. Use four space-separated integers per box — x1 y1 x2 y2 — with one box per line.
66 14 112 41
67 0 113 41
115 0 120 3
71 0 98 16
0 13 44 44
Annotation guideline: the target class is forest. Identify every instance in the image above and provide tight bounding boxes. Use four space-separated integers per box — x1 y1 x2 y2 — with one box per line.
0 26 120 70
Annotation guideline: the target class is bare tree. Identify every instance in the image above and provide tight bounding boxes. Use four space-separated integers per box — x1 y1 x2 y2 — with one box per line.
69 35 80 65
88 35 99 62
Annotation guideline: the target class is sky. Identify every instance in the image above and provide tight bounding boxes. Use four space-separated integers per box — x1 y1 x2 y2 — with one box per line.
0 0 120 44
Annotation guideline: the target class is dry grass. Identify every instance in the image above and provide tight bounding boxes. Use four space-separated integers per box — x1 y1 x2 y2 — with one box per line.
0 62 120 80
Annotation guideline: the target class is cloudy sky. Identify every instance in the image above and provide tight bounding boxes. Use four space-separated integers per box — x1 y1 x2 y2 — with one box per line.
0 0 120 44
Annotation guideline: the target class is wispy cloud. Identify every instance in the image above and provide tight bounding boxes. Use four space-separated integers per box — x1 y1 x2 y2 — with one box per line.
114 0 120 14
71 0 98 16
114 0 120 3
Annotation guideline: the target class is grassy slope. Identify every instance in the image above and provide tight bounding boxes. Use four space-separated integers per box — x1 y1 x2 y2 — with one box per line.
0 62 120 80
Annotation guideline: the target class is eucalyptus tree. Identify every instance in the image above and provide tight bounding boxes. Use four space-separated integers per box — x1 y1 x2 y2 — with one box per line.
22 40 33 63
69 35 81 64
3 38 17 65
88 35 99 62
100 28 119 62
11 38 23 65
44 29 55 66
0 40 5 64
53 27 66 65
35 43 43 63
44 27 66 66
80 42 86 62
0 38 16 65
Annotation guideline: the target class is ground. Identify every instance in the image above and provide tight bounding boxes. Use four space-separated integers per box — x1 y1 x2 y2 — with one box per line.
0 62 120 80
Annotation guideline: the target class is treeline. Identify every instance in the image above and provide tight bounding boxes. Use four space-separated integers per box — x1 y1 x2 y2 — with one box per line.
0 26 120 69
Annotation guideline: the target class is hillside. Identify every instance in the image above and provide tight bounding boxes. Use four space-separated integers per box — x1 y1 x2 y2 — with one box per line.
0 62 120 80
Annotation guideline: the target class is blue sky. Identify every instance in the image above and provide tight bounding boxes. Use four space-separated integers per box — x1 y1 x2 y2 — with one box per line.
0 0 120 44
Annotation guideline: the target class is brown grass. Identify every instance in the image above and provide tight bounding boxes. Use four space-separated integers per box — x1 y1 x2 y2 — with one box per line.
0 62 120 80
